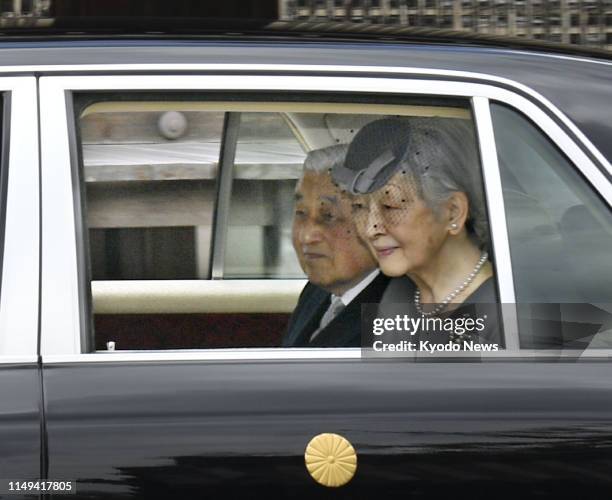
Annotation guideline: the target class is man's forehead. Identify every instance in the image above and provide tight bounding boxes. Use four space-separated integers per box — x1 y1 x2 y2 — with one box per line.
319 194 339 204
295 190 340 204
295 172 341 203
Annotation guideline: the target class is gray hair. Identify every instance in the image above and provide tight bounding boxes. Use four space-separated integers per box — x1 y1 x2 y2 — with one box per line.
303 144 349 174
400 119 490 251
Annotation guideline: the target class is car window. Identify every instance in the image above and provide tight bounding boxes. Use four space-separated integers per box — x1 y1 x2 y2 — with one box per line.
74 97 502 352
224 112 305 279
491 102 612 349
80 103 223 280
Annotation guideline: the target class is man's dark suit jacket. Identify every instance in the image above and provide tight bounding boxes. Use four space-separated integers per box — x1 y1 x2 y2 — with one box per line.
282 272 390 347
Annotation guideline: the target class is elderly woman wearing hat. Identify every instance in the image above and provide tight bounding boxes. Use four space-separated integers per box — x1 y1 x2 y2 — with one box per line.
333 118 500 345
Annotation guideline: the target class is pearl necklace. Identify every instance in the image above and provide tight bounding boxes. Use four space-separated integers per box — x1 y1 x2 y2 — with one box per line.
414 251 488 317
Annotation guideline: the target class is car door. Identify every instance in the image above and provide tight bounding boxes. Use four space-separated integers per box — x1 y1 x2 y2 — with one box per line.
39 68 612 500
0 77 42 493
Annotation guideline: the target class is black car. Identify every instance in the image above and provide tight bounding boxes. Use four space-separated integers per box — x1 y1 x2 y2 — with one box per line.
0 19 611 500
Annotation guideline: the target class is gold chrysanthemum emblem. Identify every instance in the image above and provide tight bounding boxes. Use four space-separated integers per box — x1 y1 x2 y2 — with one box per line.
304 433 357 487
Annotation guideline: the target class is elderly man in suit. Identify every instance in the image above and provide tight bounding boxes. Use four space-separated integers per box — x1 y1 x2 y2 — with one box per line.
282 144 389 347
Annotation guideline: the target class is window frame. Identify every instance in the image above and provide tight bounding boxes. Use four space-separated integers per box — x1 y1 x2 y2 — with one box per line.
211 111 240 280
37 69 611 362
0 77 39 362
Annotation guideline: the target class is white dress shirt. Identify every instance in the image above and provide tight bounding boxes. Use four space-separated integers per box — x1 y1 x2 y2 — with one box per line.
337 269 380 307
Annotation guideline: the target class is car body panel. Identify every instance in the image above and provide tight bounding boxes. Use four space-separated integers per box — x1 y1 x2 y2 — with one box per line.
43 361 612 498
0 363 41 481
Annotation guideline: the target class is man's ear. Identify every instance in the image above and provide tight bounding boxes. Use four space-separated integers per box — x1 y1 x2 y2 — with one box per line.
445 191 469 235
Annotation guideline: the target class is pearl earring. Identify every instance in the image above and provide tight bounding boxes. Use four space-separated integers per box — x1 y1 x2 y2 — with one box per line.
450 222 458 229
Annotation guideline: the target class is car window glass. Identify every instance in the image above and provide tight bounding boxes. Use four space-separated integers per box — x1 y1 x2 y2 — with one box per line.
224 112 305 278
491 102 612 349
76 98 501 352
81 105 222 280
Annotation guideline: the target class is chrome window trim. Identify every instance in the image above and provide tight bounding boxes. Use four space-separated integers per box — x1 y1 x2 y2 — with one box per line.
0 356 39 365
0 77 39 358
40 80 81 356
38 71 611 359
42 348 612 365
10 63 612 173
46 349 362 364
472 96 520 351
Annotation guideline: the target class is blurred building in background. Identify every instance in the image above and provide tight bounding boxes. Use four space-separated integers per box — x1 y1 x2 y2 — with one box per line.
0 0 50 20
0 0 608 50
0 0 278 27
280 0 612 50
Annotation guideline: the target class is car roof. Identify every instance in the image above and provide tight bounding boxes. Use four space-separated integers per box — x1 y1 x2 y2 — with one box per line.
0 35 609 164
